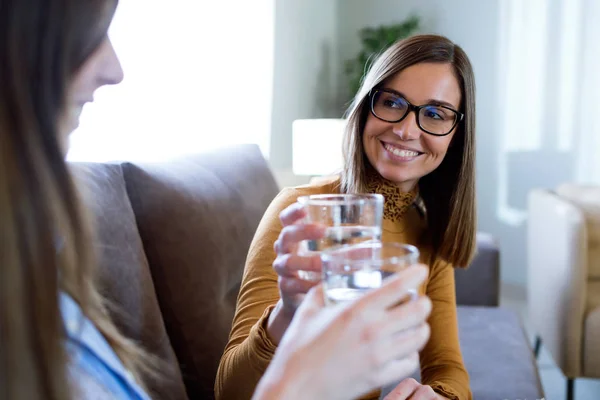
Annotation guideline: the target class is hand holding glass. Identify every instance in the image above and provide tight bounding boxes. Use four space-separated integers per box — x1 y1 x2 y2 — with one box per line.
296 194 384 281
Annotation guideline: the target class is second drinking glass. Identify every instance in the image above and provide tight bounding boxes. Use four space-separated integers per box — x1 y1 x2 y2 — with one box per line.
320 242 420 305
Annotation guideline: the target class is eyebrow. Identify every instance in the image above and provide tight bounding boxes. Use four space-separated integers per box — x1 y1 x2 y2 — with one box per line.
380 87 459 110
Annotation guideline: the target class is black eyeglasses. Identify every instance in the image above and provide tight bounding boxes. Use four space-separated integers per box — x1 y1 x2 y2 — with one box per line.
369 89 464 137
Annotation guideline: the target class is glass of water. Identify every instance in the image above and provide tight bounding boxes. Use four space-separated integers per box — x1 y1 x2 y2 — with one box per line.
296 194 384 281
320 242 420 306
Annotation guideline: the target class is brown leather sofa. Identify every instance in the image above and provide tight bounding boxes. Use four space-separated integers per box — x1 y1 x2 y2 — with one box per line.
72 144 544 400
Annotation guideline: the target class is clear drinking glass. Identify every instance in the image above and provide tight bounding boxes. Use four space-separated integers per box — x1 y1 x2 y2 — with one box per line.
320 242 420 306
295 194 384 281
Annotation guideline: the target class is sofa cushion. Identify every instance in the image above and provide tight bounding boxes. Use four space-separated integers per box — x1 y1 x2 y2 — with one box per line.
71 162 188 400
556 184 600 279
380 307 544 400
457 307 544 399
584 280 600 377
454 232 500 306
121 145 279 399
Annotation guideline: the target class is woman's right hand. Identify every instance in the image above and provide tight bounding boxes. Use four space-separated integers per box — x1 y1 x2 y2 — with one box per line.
267 202 326 344
254 264 432 400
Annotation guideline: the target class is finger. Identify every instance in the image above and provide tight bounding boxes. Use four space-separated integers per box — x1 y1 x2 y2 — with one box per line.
380 296 432 337
409 385 437 400
275 224 326 254
371 323 430 371
383 377 420 400
376 357 420 397
391 323 431 357
279 276 319 297
356 297 431 345
273 254 322 277
356 264 428 310
279 202 307 226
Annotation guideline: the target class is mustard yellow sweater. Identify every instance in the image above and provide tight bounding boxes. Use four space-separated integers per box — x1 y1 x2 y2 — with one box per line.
215 178 471 400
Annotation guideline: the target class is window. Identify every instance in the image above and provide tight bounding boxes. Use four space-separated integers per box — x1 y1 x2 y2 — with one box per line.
496 0 600 226
68 1 274 162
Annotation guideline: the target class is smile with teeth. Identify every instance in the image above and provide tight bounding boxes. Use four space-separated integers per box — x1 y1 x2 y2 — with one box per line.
383 143 421 158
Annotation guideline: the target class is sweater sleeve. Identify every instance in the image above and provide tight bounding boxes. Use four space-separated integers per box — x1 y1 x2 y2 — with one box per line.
420 258 472 400
214 187 302 400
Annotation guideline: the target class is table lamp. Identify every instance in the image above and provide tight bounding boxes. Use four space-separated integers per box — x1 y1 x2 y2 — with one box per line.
292 118 347 176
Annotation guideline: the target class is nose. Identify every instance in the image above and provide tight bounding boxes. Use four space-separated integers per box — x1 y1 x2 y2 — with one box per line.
99 38 124 86
392 110 421 140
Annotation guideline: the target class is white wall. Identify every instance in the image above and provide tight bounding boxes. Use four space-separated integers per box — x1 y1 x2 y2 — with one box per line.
269 0 339 187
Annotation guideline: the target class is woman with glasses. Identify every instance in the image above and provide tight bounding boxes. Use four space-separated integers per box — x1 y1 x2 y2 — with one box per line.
217 34 476 400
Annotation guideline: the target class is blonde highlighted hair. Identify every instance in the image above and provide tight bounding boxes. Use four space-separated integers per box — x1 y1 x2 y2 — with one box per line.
341 34 477 267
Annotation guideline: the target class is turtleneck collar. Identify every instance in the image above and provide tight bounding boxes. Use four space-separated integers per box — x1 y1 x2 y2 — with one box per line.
365 172 418 222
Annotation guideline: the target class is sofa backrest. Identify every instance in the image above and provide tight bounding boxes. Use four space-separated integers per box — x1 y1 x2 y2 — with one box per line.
455 232 500 307
73 144 500 398
556 183 600 280
120 145 280 399
72 162 188 400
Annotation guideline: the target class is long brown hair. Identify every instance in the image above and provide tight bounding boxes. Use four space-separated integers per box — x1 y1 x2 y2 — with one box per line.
341 34 477 267
0 1 154 399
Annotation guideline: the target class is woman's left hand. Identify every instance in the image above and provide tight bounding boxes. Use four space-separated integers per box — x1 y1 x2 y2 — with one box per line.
383 378 448 400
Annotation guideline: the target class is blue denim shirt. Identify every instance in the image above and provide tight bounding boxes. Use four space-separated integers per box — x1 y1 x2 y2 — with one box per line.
61 293 150 400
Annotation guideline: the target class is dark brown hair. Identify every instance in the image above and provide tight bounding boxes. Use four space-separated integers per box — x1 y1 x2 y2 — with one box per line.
0 1 153 399
341 34 477 267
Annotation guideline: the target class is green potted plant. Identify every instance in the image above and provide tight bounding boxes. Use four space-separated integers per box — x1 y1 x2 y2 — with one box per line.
344 16 421 100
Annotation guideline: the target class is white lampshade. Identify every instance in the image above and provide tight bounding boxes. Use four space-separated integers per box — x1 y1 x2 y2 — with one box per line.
292 118 346 176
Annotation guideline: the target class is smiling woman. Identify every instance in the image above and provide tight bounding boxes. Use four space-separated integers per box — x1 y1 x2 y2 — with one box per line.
362 63 463 192
217 34 477 400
